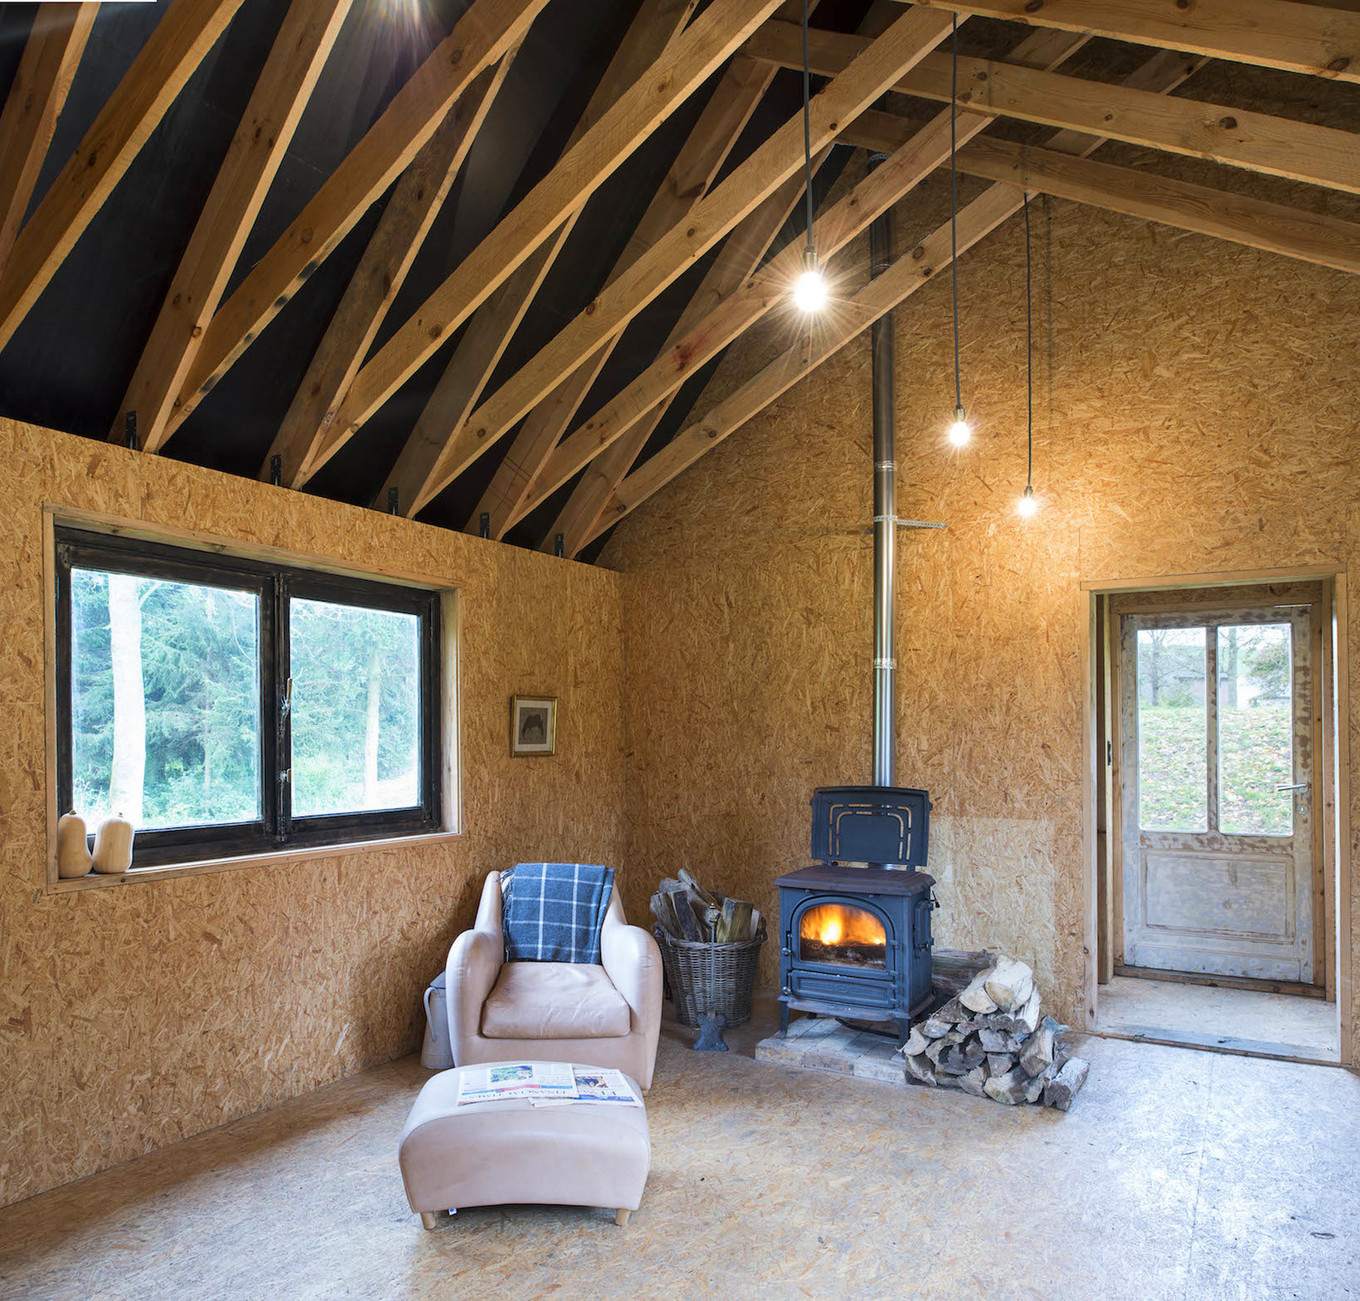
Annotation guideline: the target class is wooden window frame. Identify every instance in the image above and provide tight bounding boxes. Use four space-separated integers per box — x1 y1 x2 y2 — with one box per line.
53 524 443 870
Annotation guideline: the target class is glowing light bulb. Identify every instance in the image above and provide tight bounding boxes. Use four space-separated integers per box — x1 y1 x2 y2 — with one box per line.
946 405 970 446
1017 485 1038 518
792 247 827 314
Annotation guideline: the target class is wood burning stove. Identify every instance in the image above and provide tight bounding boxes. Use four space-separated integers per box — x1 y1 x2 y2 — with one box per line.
776 787 937 1044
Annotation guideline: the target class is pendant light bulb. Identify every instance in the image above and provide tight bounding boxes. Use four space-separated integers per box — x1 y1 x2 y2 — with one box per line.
946 405 970 447
1017 485 1038 518
793 247 827 314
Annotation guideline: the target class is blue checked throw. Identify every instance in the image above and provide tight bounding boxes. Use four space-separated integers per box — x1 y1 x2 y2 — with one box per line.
502 862 615 964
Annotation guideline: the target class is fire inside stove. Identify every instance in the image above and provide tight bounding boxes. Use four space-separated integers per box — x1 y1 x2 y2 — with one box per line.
798 904 887 969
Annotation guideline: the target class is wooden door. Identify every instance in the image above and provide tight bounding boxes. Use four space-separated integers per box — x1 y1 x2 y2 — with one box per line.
1119 605 1318 983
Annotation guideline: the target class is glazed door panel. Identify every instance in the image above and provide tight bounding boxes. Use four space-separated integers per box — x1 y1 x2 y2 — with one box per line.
1119 607 1315 982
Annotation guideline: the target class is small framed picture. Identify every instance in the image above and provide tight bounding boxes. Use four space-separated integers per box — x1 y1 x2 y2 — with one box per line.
510 695 557 756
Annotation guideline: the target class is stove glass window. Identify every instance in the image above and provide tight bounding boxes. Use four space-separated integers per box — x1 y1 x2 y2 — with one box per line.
798 903 887 969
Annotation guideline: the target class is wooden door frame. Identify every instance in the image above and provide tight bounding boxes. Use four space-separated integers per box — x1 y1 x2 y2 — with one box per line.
1080 565 1352 1067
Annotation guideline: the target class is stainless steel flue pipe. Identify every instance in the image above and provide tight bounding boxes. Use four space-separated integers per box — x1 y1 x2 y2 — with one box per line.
869 158 895 789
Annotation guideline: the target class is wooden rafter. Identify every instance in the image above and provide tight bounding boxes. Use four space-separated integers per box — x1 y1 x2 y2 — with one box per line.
0 0 246 351
466 23 806 540
542 155 829 556
593 181 1025 536
158 0 552 443
264 54 516 487
901 0 1360 83
0 3 99 277
543 21 1090 555
390 3 963 518
845 117 1360 276
496 117 974 524
326 0 794 486
748 23 1360 197
373 223 571 502
368 0 701 508
579 45 1207 547
118 0 358 454
511 82 1084 528
488 1 905 545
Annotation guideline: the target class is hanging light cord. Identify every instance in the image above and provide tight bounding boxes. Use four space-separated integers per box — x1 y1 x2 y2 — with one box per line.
949 14 961 413
803 0 814 252
1024 191 1033 491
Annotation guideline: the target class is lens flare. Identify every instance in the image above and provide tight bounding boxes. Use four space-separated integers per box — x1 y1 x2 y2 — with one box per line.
947 406 970 446
792 268 828 313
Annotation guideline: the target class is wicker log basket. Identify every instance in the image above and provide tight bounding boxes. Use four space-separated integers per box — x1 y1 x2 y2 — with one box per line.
653 922 766 1029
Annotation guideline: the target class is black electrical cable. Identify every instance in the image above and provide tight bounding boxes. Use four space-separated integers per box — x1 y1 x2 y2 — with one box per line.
949 14 961 414
803 0 814 253
1024 190 1032 491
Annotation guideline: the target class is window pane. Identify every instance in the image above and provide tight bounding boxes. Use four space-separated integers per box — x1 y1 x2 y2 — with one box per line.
1218 624 1293 836
290 598 421 817
70 569 261 830
1137 626 1207 832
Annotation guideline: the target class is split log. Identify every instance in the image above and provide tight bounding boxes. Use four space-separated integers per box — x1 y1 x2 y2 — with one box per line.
978 1027 1021 1054
958 1066 987 1097
1043 1057 1091 1111
983 1068 1031 1105
715 897 752 943
959 969 999 1015
649 895 672 934
1020 1015 1067 1079
905 1050 937 1086
983 957 1034 1012
931 949 995 996
936 1041 984 1075
660 886 703 940
990 989 1041 1037
678 868 720 909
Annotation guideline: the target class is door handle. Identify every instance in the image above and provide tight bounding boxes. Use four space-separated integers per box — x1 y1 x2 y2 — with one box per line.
1275 783 1308 793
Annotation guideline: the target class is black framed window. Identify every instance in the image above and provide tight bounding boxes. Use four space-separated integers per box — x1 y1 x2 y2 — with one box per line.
55 527 442 866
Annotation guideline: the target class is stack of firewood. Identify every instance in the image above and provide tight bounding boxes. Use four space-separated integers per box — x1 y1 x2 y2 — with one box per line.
650 869 760 943
903 955 1090 1110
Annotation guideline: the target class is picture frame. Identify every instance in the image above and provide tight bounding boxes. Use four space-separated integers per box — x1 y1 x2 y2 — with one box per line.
510 695 557 757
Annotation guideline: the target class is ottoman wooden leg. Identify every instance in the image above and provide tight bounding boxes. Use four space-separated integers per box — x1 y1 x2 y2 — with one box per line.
615 1209 631 1227
420 1211 439 1230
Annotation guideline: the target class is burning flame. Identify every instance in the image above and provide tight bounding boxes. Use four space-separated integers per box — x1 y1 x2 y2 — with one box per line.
801 904 885 949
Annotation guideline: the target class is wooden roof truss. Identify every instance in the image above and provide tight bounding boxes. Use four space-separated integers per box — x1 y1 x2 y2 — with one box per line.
0 0 1355 560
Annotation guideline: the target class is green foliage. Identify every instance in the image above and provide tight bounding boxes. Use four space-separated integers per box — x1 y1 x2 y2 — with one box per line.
72 572 260 828
290 598 419 817
1139 705 1293 836
70 573 420 830
1138 705 1207 831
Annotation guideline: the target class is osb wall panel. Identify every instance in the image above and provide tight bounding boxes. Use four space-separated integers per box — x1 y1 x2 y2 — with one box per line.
604 194 1360 1046
0 420 626 1208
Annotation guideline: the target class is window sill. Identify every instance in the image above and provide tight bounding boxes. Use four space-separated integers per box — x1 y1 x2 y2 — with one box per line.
44 830 462 894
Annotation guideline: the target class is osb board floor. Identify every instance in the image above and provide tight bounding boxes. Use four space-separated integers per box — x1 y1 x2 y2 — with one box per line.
2 999 1357 1301
1098 975 1340 1063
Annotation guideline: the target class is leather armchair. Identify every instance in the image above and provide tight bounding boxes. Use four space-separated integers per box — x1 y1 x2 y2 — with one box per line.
446 872 663 1090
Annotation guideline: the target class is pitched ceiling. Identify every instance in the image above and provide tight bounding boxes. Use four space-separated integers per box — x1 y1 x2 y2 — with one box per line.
0 0 1356 564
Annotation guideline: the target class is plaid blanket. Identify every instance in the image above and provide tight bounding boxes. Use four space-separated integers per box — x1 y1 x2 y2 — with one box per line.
502 862 615 964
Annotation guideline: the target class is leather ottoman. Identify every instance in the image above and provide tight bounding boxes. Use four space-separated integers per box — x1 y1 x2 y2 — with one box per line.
398 1062 651 1229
